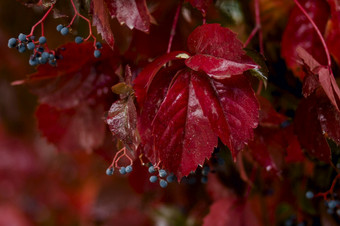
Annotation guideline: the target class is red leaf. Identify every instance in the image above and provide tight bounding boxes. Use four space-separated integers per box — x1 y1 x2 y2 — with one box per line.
186 0 212 12
23 43 119 109
203 198 260 226
281 0 330 80
134 51 188 107
302 73 320 98
295 95 331 162
326 0 340 64
137 64 183 163
298 47 340 111
185 54 257 79
318 100 340 146
36 103 106 152
192 73 259 159
92 0 115 49
152 70 217 179
106 96 138 151
104 0 151 32
135 24 259 178
187 24 257 67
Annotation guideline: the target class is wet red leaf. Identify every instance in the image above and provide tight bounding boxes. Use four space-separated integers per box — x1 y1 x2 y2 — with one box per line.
106 96 138 151
185 54 257 79
318 100 340 145
136 63 184 163
281 0 330 80
152 69 217 178
104 0 151 32
187 24 257 70
92 0 115 49
135 24 259 178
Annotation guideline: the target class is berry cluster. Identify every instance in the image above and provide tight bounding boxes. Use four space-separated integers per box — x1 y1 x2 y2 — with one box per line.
8 34 57 67
105 147 134 177
106 165 133 176
148 165 175 188
306 190 340 216
8 1 104 68
56 24 102 58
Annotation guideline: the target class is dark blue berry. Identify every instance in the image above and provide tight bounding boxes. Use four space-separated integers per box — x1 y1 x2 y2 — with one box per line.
96 42 102 49
202 166 210 176
94 50 101 58
49 54 55 60
148 166 155 174
8 38 17 48
106 167 114 175
39 36 47 44
27 42 35 50
75 36 83 44
328 200 338 209
29 58 38 66
41 52 49 60
201 176 208 184
149 175 157 183
159 179 168 188
18 33 26 42
39 57 47 64
126 165 133 173
119 167 126 175
166 174 175 183
60 27 69 36
159 169 167 178
305 191 314 199
56 24 63 32
18 44 26 53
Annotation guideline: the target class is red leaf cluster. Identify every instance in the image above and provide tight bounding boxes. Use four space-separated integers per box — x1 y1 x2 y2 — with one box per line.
135 24 260 179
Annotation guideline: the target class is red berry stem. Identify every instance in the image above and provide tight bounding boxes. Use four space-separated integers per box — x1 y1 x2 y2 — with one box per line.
27 3 55 38
314 174 340 200
109 147 134 169
69 0 97 46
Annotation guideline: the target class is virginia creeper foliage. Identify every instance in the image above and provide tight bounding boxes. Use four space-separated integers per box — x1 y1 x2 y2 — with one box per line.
2 0 340 225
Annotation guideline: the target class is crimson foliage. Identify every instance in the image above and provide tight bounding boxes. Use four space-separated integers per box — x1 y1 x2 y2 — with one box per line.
3 0 340 225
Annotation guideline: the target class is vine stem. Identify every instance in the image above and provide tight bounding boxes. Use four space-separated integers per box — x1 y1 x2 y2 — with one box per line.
314 174 340 200
167 1 182 53
109 147 133 169
69 0 97 45
28 3 55 37
293 0 332 69
243 0 264 94
243 0 263 54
